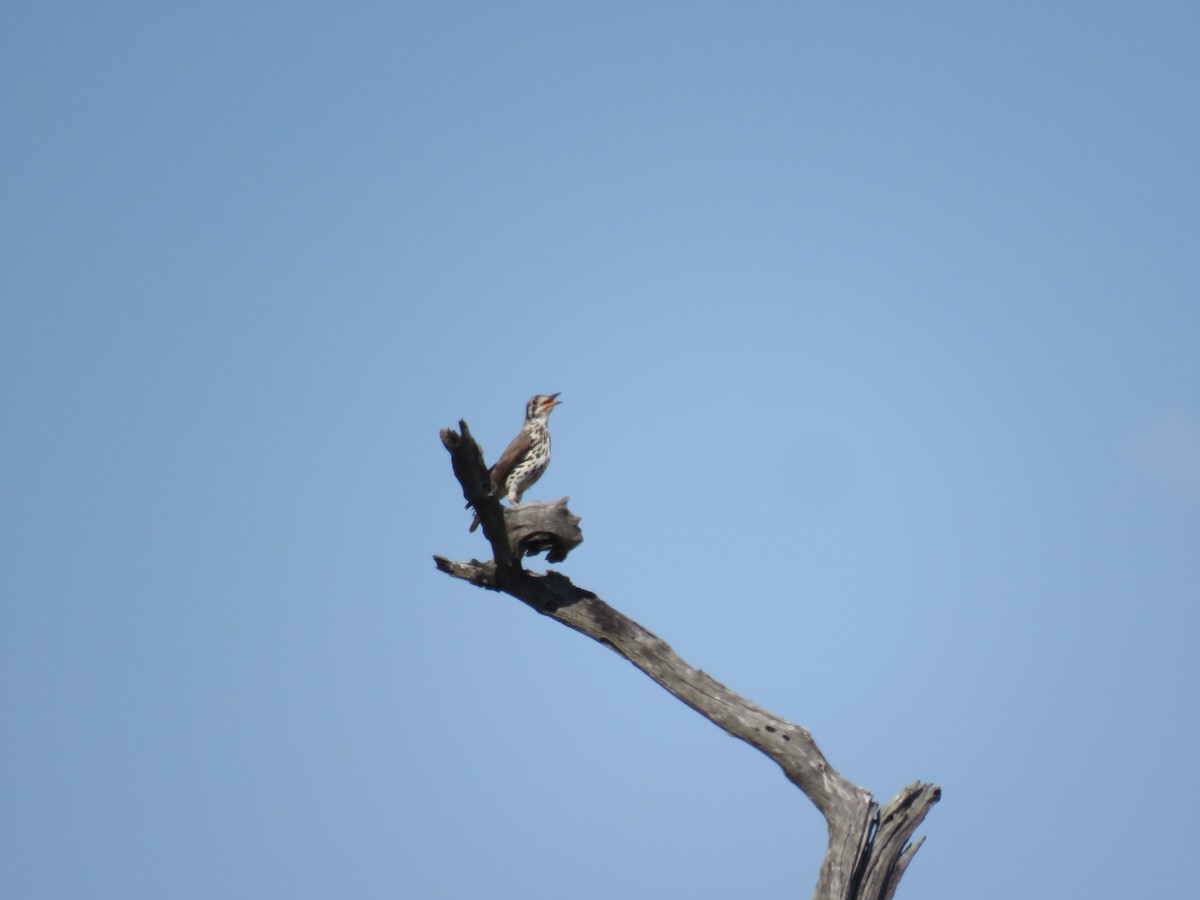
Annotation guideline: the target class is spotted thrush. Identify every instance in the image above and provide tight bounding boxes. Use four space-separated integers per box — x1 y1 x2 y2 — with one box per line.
468 393 561 532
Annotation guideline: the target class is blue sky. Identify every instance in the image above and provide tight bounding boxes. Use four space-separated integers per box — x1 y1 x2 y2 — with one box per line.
3 3 1199 898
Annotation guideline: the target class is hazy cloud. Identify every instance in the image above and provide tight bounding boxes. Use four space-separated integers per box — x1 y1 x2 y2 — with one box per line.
1130 412 1200 501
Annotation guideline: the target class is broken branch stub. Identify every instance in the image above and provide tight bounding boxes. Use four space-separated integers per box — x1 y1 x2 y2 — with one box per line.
502 498 582 562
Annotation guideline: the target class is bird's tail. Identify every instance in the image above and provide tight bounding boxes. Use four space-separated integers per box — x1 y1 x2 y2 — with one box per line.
466 478 497 531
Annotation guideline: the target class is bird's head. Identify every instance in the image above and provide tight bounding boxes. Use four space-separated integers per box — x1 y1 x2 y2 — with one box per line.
525 392 562 423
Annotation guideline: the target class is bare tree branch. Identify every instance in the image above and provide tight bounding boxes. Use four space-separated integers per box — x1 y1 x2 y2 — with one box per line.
435 421 939 900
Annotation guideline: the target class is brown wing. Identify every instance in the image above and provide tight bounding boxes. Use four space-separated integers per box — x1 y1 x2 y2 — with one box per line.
488 429 533 496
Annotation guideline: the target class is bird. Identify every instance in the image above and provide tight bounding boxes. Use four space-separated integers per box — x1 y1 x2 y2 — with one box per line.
469 393 562 532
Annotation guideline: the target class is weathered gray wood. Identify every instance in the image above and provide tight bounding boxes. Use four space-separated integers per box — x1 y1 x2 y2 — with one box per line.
441 421 514 570
830 782 941 900
501 498 582 563
435 422 939 899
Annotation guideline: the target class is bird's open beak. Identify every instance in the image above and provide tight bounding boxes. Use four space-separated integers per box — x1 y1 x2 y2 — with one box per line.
543 392 562 407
